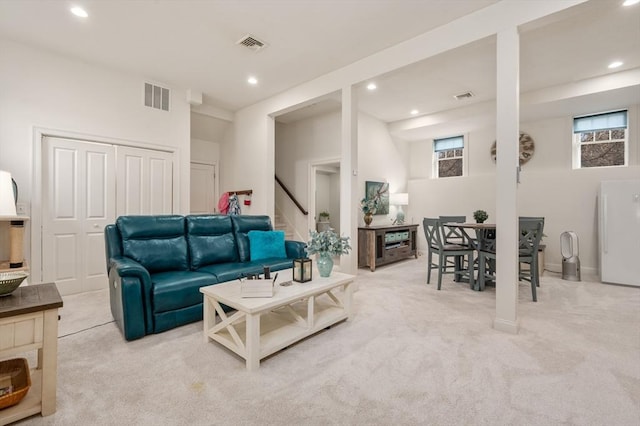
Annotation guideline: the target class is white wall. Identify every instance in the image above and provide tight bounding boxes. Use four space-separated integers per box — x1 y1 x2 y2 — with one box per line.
0 39 191 264
275 111 409 240
408 104 640 277
190 111 229 207
191 112 229 144
329 172 341 233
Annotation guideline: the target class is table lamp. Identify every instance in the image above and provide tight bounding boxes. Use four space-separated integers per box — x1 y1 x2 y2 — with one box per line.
390 193 409 225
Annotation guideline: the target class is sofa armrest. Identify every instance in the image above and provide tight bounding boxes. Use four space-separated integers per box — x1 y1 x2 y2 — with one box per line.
285 240 307 259
108 256 153 340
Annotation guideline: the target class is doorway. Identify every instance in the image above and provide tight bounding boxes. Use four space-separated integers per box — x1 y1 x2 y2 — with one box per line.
190 162 216 214
310 159 341 235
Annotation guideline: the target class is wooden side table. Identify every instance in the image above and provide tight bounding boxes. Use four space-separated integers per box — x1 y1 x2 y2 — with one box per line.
0 283 62 425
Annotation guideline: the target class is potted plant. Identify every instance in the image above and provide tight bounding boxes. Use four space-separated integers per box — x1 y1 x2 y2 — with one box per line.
360 197 380 226
318 211 330 222
306 229 351 277
473 209 488 224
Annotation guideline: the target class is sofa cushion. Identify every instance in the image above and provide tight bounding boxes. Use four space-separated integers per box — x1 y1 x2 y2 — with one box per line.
197 258 294 283
118 215 188 273
248 230 286 261
186 215 238 269
151 270 217 313
231 215 273 262
197 262 265 283
247 258 295 273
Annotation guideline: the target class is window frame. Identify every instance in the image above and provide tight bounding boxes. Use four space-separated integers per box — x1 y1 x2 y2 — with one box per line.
432 135 467 179
572 110 628 169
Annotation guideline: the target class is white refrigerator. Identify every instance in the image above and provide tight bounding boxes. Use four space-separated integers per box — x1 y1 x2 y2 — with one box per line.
598 179 640 286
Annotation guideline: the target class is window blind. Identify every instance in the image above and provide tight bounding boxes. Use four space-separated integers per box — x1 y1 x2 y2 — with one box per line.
573 110 627 133
434 136 464 152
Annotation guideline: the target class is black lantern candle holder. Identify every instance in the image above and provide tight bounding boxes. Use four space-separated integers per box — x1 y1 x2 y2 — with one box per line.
293 258 312 283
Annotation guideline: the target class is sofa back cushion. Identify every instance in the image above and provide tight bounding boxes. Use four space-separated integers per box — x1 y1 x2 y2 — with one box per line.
230 215 273 262
186 215 238 269
117 215 188 273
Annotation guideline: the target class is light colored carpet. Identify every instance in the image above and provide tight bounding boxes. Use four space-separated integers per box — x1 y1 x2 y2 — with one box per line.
14 259 640 425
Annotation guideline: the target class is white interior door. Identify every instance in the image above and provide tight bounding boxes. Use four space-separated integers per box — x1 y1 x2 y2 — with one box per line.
116 146 173 215
42 137 115 295
190 162 216 214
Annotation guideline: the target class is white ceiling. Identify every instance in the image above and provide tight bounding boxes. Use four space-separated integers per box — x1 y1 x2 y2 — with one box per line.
273 0 640 138
0 0 496 111
0 0 638 140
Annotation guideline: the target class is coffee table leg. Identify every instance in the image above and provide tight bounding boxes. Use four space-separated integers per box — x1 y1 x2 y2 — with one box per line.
344 282 353 320
245 313 261 371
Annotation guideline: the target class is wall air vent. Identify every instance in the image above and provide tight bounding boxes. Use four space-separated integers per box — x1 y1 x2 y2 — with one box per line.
144 82 170 111
236 34 268 52
454 91 474 100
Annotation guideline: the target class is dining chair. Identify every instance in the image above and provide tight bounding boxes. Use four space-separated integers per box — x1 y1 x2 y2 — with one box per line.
478 218 544 300
518 217 545 288
423 218 474 290
518 217 545 301
476 228 497 291
439 216 468 245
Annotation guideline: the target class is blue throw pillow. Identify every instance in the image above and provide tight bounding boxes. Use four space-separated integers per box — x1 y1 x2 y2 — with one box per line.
248 230 287 261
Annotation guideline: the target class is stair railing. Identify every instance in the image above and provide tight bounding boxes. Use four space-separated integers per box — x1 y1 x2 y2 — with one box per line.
275 175 308 216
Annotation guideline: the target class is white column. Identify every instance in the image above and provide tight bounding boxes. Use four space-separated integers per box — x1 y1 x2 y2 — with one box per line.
341 86 358 275
494 27 520 334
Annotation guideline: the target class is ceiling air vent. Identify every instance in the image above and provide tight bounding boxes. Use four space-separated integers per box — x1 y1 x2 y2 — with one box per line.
236 34 267 52
144 82 170 111
454 91 474 101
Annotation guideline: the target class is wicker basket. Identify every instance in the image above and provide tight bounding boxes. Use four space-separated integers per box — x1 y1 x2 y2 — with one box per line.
0 271 29 297
0 358 31 410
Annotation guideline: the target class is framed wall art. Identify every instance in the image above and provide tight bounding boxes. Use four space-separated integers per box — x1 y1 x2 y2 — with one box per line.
365 181 389 215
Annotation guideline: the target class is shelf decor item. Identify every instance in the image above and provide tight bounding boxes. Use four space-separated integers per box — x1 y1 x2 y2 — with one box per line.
292 258 313 283
473 210 489 224
360 197 379 227
0 271 29 296
0 358 31 410
306 229 351 277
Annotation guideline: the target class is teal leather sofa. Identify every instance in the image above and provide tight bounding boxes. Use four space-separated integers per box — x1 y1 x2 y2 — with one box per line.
104 214 306 341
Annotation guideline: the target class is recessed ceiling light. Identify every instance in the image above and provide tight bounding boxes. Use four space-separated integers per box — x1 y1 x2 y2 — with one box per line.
70 6 88 18
410 109 419 115
608 61 623 69
366 83 377 91
623 0 639 6
247 76 258 85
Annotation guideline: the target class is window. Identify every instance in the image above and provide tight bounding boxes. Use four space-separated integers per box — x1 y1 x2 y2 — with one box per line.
573 110 628 169
434 136 464 178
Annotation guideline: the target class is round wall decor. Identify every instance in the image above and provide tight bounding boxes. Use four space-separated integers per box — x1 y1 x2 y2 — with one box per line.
491 132 535 165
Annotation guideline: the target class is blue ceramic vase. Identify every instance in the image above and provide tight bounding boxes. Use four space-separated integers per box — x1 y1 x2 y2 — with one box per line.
317 252 334 277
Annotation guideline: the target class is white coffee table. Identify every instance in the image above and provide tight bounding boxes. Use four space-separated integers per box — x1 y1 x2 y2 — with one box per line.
200 269 355 370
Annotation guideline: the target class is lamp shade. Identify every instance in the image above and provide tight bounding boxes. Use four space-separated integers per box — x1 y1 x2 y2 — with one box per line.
0 171 17 216
389 193 409 206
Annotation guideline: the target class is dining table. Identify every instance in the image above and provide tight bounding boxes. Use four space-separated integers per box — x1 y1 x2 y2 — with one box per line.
442 222 496 290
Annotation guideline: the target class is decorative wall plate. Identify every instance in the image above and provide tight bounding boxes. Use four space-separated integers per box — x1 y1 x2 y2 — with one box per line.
491 132 535 165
